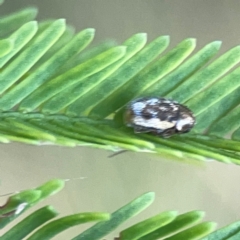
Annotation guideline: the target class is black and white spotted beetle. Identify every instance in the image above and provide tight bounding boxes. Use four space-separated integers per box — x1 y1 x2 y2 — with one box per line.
124 97 195 138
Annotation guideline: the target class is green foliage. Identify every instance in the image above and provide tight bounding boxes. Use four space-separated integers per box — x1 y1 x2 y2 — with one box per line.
1 3 240 240
73 192 155 240
1 6 240 165
0 179 240 239
0 39 13 57
0 179 110 240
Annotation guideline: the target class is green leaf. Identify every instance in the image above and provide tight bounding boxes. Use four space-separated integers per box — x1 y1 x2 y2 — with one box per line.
1 179 240 240
0 190 41 229
120 211 178 240
166 45 240 103
201 221 240 240
32 24 75 69
186 66 240 116
194 87 240 133
139 211 205 240
164 222 217 240
208 107 240 137
89 37 195 118
27 212 110 240
19 45 126 112
60 39 117 72
42 33 147 114
0 190 41 216
143 41 221 97
0 206 58 240
72 192 155 240
232 127 240 141
0 28 95 110
0 179 64 229
227 231 240 240
0 7 38 37
0 19 65 94
0 21 38 68
35 179 65 202
0 39 13 57
1 7 240 165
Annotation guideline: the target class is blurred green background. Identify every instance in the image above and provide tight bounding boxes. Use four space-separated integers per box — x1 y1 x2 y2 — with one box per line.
1 1 240 239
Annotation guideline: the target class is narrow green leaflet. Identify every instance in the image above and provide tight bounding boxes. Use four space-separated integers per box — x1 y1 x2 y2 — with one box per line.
140 134 235 164
0 206 58 240
41 33 147 114
166 45 240 103
0 190 41 217
27 213 110 240
164 222 216 240
181 135 240 152
72 192 155 240
227 231 240 240
232 127 240 141
67 35 169 116
186 65 240 115
48 120 150 151
35 179 65 201
120 211 178 240
201 221 240 240
139 211 205 240
0 28 95 110
54 40 118 77
0 19 65 94
89 37 194 118
208 107 240 137
1 179 240 240
32 25 75 69
19 46 126 112
0 7 37 37
193 87 240 133
143 41 221 97
0 179 65 229
88 35 171 117
3 118 56 141
0 39 13 57
0 21 38 68
29 119 100 147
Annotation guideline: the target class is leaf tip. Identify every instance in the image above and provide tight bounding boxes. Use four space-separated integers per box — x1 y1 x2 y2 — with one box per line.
153 35 170 47
85 28 95 35
24 7 38 18
136 32 147 40
143 192 155 201
162 35 170 41
198 210 206 218
182 37 197 46
27 20 38 29
169 210 179 217
208 222 218 231
212 40 222 48
55 18 66 26
189 38 197 45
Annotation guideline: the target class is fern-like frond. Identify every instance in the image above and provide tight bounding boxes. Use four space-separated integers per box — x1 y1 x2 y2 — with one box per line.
1 6 240 164
0 179 239 240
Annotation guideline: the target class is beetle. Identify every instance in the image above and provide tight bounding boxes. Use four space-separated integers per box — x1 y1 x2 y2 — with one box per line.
124 97 195 138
